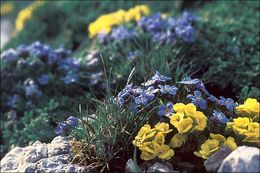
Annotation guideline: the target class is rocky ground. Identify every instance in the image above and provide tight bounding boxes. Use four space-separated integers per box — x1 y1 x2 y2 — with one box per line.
0 136 87 173
2 136 258 173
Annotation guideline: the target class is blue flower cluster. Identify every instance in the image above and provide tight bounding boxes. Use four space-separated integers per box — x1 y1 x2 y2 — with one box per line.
1 41 83 110
138 11 198 44
55 116 79 135
117 71 177 110
98 11 198 44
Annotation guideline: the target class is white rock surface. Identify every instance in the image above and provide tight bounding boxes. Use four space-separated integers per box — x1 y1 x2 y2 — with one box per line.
218 146 260 173
0 136 87 173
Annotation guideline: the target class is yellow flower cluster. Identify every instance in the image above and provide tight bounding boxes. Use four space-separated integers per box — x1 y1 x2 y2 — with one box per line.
194 133 237 159
236 98 259 122
15 0 44 32
170 103 208 134
132 122 174 161
88 5 150 38
226 98 260 146
1 2 14 16
227 117 259 145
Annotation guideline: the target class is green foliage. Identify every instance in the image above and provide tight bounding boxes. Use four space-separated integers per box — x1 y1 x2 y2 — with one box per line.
4 1 180 51
192 1 260 96
71 96 151 172
98 36 191 88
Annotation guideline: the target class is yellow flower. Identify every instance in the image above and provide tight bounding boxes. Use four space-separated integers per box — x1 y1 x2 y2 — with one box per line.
175 118 193 134
194 133 237 159
236 98 260 121
157 145 174 160
133 122 174 161
140 142 158 161
154 122 172 134
140 150 158 161
1 2 14 16
226 137 237 150
88 4 150 38
15 0 44 32
173 103 185 112
170 103 207 134
170 133 187 148
152 132 165 148
227 118 259 145
190 111 207 132
132 124 156 147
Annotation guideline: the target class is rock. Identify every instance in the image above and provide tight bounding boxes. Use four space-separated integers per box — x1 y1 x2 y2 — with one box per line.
176 162 194 173
125 159 141 173
204 146 232 172
147 162 179 173
0 136 88 173
218 146 260 173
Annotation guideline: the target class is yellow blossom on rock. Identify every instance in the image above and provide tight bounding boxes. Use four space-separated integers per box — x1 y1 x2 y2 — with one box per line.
15 0 44 32
236 98 260 121
194 133 237 159
170 133 188 148
170 103 207 134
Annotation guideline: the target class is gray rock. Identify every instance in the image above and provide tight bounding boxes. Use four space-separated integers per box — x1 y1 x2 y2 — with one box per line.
125 159 141 173
0 136 88 173
147 162 179 173
218 146 260 173
204 146 232 172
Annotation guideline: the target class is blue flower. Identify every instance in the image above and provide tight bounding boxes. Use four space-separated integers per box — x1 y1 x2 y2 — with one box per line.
179 77 209 95
55 122 68 135
117 84 134 107
158 102 173 116
55 116 79 135
66 116 78 127
134 93 150 105
175 24 196 43
187 91 207 109
23 78 42 97
38 74 49 85
7 95 18 108
159 85 177 95
208 94 218 102
219 96 238 111
134 86 158 106
138 13 167 33
61 73 78 84
212 110 229 124
142 71 171 86
110 26 134 41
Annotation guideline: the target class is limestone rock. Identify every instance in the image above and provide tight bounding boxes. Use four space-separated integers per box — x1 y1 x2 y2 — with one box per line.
0 136 87 173
218 146 260 173
204 146 232 172
147 162 179 173
125 159 141 173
